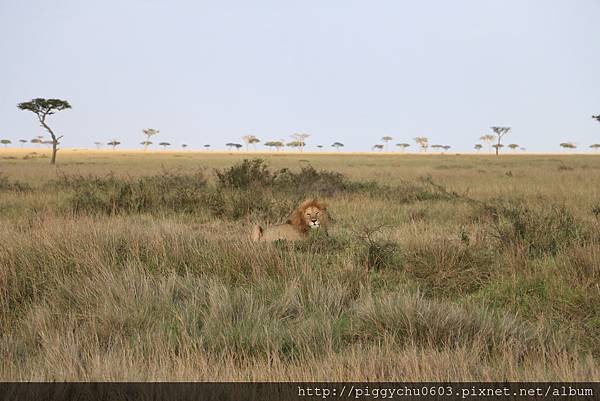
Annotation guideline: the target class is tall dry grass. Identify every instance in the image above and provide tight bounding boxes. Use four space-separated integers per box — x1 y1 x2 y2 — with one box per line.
0 151 599 380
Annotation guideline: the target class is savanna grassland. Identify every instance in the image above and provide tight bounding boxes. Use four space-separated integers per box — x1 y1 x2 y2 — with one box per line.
0 149 599 381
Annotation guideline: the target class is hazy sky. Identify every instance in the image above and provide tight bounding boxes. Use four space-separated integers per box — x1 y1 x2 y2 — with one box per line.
1 0 599 152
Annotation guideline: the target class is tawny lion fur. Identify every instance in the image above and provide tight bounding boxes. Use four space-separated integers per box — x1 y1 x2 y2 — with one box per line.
251 199 329 242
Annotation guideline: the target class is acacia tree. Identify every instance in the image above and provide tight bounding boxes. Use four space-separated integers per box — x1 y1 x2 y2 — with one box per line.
442 145 451 152
317 145 324 150
17 98 71 164
94 141 103 149
107 140 121 150
590 144 600 152
19 139 27 147
479 134 495 153
332 142 344 151
181 144 188 150
491 126 511 156
592 115 600 123
396 143 410 152
474 144 483 152
203 144 210 150
372 144 384 152
142 128 159 150
1 139 11 147
159 142 171 150
264 141 284 151
413 137 429 152
508 143 519 151
242 135 260 151
559 142 576 151
30 138 42 147
291 133 310 152
381 136 393 151
287 140 305 151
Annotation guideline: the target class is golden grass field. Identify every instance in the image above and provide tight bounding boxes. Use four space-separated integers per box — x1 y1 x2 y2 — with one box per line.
0 148 599 380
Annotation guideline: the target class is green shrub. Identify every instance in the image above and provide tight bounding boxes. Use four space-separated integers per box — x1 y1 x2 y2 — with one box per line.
485 200 580 257
61 171 207 215
215 159 274 189
352 226 402 271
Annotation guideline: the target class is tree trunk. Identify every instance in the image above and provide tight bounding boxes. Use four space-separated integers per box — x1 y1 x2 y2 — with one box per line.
51 141 58 164
40 117 58 165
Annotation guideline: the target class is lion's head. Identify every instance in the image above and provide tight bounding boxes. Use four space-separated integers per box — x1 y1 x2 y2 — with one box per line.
287 198 329 234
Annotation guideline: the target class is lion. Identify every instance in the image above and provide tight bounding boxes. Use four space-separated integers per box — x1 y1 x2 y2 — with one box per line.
251 198 329 242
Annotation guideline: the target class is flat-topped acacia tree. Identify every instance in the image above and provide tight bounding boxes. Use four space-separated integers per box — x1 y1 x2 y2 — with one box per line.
18 98 71 164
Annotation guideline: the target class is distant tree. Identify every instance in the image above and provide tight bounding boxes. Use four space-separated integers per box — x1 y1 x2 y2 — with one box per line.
332 142 344 151
181 144 188 150
396 143 410 152
142 128 159 151
372 144 384 151
381 136 393 151
491 126 511 156
30 138 43 147
474 144 483 152
592 115 600 123
431 144 443 151
233 143 242 151
413 137 429 152
107 140 121 150
290 133 310 152
492 144 505 152
559 142 576 151
94 141 103 149
287 140 305 151
226 142 235 151
442 145 451 152
159 142 171 150
19 139 28 147
1 139 11 147
17 98 71 164
508 143 519 151
242 135 260 151
317 145 324 150
590 144 600 151
479 134 496 153
204 144 211 150
264 141 284 151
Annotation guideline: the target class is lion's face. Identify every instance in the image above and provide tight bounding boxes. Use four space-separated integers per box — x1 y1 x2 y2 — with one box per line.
288 199 329 233
304 205 324 229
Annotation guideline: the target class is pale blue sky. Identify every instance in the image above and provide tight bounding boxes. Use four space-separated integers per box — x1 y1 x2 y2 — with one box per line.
1 0 599 151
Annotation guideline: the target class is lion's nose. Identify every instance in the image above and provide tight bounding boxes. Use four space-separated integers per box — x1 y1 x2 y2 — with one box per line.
311 219 318 223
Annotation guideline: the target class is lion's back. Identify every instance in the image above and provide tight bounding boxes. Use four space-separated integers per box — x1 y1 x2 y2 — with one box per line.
252 224 305 242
